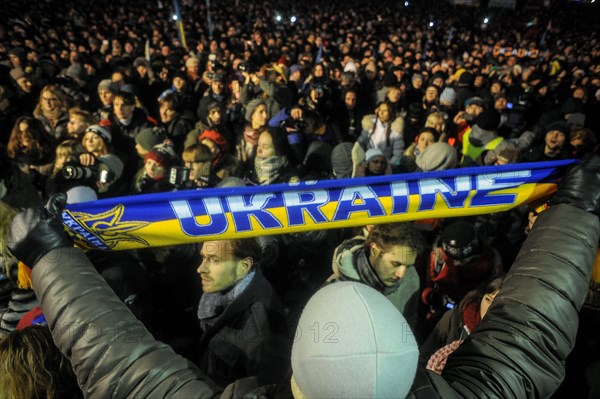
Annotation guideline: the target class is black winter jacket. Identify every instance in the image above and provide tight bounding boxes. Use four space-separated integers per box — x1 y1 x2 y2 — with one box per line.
408 204 600 398
30 204 598 398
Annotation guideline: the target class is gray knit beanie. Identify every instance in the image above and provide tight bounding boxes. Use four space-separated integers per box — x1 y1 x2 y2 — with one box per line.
244 98 266 123
416 142 458 171
439 87 457 105
135 127 166 151
291 282 419 399
331 143 353 178
98 79 118 94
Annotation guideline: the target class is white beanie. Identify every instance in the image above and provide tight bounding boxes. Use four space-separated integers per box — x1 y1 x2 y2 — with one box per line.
66 186 97 204
365 148 385 163
291 282 419 399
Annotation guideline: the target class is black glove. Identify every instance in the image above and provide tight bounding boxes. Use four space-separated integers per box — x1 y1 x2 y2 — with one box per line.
8 193 73 268
549 154 600 216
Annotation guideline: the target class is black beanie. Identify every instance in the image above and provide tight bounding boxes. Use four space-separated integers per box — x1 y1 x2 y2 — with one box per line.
475 110 501 131
545 121 570 137
383 72 398 88
441 220 480 260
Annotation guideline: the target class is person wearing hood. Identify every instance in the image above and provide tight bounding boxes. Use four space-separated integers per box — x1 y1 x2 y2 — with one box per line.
185 99 232 150
461 109 535 166
198 130 240 183
328 222 426 331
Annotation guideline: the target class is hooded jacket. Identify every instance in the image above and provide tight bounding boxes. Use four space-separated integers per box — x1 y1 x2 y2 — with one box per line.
331 236 420 330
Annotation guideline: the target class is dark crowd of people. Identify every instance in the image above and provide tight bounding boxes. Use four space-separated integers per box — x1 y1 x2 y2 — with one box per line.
1 0 600 397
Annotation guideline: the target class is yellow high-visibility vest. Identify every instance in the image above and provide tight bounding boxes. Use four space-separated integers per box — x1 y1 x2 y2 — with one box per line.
461 128 504 166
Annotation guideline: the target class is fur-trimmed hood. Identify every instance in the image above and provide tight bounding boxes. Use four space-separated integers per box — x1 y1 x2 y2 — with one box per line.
361 114 404 134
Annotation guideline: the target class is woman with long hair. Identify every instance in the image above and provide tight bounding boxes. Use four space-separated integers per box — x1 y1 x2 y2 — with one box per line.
358 100 404 170
33 84 69 141
6 116 54 190
0 326 82 399
246 127 298 185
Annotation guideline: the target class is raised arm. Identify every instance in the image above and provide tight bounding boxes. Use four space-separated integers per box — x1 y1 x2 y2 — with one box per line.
9 194 221 398
442 156 600 398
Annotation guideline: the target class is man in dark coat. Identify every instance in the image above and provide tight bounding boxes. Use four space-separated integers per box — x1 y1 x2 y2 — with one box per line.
195 238 290 387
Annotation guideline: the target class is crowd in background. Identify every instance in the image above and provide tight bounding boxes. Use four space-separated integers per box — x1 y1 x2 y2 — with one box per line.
1 0 600 397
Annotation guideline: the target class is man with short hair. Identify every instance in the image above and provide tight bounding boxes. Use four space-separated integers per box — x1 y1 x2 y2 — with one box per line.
195 238 290 386
329 223 426 330
108 91 153 148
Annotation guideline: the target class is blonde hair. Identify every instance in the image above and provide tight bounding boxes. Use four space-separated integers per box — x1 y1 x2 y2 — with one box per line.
182 143 213 163
34 84 68 116
52 140 85 177
68 107 96 126
425 112 446 134
0 326 81 399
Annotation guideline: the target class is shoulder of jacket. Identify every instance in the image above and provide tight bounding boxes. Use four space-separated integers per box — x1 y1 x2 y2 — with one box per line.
391 116 405 133
362 114 375 131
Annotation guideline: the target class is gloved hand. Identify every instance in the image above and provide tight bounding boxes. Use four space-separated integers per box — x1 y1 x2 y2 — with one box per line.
550 154 600 216
8 193 72 268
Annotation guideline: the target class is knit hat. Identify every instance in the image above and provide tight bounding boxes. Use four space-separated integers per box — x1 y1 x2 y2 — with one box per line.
291 282 418 399
65 63 88 87
245 98 267 123
98 79 118 94
331 143 354 178
290 64 303 75
133 57 151 69
98 154 124 180
545 121 570 137
383 72 398 88
199 129 228 152
458 71 474 87
145 143 177 170
85 124 112 143
474 110 500 131
441 220 481 260
416 142 458 171
464 96 486 109
439 87 457 105
9 68 25 81
365 148 385 163
66 186 98 204
135 127 167 151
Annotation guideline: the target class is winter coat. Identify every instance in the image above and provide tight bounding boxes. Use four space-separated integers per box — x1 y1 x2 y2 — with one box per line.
331 236 420 330
33 110 69 141
26 201 599 399
358 114 405 166
196 269 290 387
32 247 221 398
407 204 600 398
